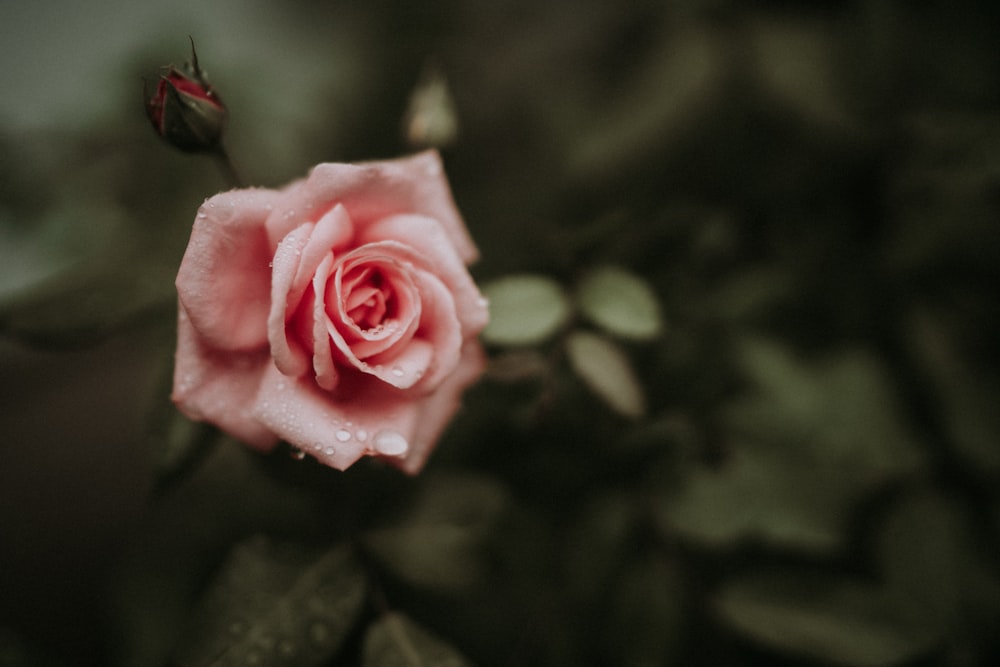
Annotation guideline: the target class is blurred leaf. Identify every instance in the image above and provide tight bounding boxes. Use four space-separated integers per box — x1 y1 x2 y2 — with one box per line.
575 265 664 341
403 63 459 150
657 444 860 552
715 571 938 667
563 492 637 603
566 330 646 418
706 266 795 322
877 491 966 627
480 274 570 346
483 348 549 383
172 536 366 667
746 17 853 131
150 411 221 495
363 473 507 591
362 612 472 667
0 256 176 348
725 336 924 478
601 553 684 667
877 489 1000 646
906 309 1000 473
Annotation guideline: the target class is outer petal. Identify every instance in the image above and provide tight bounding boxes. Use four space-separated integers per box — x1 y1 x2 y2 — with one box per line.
265 151 479 263
176 188 278 351
397 340 487 474
358 214 488 337
251 364 420 471
172 305 278 450
251 340 483 474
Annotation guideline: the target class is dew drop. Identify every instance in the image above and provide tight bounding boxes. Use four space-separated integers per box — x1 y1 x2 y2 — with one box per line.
323 446 336 456
477 296 490 309
290 448 306 461
373 430 409 456
390 365 405 378
335 428 352 442
355 429 368 442
312 441 323 451
197 211 207 219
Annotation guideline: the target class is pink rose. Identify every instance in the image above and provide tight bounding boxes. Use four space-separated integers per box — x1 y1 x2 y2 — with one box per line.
172 151 489 473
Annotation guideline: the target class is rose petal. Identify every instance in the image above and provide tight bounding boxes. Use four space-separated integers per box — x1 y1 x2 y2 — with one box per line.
331 247 420 361
252 363 420 471
366 268 462 392
311 253 339 391
176 189 277 351
267 223 313 377
397 340 487 474
173 305 277 450
357 215 488 337
265 151 479 264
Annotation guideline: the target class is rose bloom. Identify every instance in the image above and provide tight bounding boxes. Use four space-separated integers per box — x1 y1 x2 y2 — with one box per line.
172 151 489 473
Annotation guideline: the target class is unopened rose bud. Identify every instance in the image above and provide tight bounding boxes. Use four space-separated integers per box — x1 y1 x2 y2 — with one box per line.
145 40 226 153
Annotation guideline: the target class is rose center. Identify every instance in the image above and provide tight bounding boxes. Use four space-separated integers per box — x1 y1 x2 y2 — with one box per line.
342 266 397 331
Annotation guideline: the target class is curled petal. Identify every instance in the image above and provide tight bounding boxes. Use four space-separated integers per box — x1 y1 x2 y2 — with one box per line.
267 223 313 377
177 189 277 351
367 268 462 392
357 215 488 337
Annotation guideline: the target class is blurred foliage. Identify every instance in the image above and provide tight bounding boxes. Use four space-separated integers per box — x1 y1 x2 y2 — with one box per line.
2 1 1000 666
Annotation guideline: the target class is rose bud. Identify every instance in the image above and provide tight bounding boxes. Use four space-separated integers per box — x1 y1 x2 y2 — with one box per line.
145 42 226 153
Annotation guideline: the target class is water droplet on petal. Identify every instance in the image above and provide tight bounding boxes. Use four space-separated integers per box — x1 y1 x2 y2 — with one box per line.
323 446 336 456
390 365 405 378
335 429 352 442
355 429 368 442
373 430 408 456
290 448 306 460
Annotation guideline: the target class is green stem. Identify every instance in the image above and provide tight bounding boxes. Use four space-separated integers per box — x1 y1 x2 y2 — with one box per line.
213 144 244 188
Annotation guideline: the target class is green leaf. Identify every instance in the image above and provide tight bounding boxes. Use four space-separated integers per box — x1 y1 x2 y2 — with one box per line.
724 336 924 478
575 265 663 341
363 474 507 591
172 536 366 667
566 330 646 418
363 612 472 667
907 309 1000 473
714 571 938 667
479 274 570 346
657 444 860 552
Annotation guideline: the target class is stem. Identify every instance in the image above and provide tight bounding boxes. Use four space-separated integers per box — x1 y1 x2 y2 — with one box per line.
213 144 244 188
